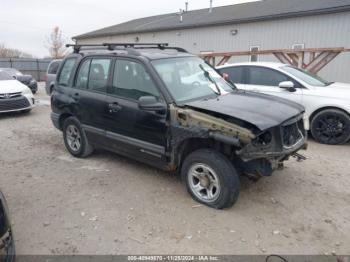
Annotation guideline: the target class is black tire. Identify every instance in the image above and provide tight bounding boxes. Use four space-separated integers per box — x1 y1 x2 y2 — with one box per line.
181 149 240 209
50 86 54 95
63 117 94 158
311 109 350 145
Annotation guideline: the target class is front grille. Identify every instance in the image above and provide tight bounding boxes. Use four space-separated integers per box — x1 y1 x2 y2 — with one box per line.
281 119 304 148
0 92 21 99
0 95 30 112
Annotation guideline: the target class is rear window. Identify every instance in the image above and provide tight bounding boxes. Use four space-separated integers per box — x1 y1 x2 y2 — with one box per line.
58 58 76 87
48 61 61 74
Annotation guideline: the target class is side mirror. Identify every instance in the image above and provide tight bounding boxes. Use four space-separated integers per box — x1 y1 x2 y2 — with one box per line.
138 96 166 113
12 75 17 80
279 81 296 92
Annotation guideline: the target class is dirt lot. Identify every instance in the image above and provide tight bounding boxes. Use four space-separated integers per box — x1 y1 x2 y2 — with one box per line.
0 83 349 255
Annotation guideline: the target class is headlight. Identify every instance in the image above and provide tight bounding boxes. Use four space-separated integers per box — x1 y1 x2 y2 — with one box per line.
252 131 272 147
22 87 32 95
30 79 36 84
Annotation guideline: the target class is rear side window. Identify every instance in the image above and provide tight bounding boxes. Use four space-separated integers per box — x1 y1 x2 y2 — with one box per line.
88 59 111 93
58 58 76 86
112 59 160 100
247 67 289 86
219 67 245 84
48 61 61 74
74 58 111 93
75 59 91 89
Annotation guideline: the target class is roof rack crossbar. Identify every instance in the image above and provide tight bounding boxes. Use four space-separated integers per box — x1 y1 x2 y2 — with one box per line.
66 44 109 53
102 43 168 47
66 43 187 54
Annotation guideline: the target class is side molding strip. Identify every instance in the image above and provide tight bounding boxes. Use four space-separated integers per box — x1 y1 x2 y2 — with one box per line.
82 124 165 157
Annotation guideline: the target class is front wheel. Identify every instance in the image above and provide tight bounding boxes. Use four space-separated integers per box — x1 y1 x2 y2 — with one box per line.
63 117 94 158
311 109 350 145
181 149 240 209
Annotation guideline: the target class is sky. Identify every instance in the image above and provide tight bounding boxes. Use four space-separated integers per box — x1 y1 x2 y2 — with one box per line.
0 0 257 58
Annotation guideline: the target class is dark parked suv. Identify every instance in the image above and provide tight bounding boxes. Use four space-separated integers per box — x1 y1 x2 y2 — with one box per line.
0 190 15 262
51 43 307 209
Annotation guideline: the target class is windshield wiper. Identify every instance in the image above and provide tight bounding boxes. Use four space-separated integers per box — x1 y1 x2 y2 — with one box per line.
199 64 221 96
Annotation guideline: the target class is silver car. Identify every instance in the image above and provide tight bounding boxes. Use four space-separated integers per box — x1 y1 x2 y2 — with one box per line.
45 59 62 95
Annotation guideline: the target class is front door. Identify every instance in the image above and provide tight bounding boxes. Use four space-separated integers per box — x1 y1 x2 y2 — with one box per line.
105 58 168 164
245 66 303 104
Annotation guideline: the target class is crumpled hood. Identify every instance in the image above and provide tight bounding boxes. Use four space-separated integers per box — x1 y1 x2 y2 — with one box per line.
185 90 305 131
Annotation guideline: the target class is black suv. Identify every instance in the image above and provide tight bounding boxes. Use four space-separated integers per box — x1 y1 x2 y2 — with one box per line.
51 43 307 209
0 190 15 262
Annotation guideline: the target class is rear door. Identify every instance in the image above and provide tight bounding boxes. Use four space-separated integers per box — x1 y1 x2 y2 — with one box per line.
104 58 168 162
245 66 303 104
71 57 112 144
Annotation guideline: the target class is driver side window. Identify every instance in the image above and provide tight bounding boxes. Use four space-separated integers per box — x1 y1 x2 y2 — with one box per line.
247 67 289 87
112 59 160 100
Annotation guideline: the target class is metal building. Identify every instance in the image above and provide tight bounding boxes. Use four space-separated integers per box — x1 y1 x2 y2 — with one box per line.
74 0 350 82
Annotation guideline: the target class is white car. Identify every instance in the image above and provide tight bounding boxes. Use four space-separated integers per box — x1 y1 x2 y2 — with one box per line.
217 62 350 145
0 70 35 113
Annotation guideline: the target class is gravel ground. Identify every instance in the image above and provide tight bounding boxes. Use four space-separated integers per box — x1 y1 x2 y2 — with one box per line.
0 83 349 255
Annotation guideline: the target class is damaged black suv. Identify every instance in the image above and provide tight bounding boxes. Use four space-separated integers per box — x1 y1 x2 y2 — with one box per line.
51 43 307 209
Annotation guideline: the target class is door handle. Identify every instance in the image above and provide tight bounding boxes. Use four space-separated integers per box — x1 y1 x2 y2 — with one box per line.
108 102 122 113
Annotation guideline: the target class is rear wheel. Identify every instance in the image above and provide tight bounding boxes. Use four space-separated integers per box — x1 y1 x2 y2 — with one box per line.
63 117 94 157
181 149 240 209
311 109 350 145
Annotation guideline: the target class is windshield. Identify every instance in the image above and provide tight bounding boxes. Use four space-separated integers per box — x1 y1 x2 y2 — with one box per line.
282 66 331 86
152 57 234 102
0 71 14 81
1 68 22 76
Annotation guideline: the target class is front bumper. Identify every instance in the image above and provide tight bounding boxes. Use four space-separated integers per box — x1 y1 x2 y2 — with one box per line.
0 94 34 113
237 115 307 162
238 134 307 161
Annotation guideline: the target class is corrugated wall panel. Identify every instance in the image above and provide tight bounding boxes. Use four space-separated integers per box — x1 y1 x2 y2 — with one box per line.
78 11 350 82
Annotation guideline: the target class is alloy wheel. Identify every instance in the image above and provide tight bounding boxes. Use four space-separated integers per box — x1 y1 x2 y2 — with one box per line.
66 125 81 152
188 163 221 203
315 114 348 144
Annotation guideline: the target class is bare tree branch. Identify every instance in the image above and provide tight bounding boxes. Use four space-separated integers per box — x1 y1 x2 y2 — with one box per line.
0 43 34 58
45 26 67 59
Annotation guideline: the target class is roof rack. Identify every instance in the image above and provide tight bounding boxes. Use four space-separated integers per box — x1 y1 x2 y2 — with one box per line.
66 43 188 54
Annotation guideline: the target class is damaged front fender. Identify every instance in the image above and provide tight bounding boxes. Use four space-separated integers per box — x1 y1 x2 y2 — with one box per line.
169 104 255 145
